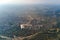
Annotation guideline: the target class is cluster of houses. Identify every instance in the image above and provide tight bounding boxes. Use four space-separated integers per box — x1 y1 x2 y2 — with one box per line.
20 18 43 30
20 23 43 30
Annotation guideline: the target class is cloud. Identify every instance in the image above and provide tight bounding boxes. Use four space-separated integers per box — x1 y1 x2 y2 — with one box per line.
0 0 60 4
42 0 60 4
0 0 44 4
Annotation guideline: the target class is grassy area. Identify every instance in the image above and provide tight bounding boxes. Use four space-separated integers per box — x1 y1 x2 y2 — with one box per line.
23 31 60 40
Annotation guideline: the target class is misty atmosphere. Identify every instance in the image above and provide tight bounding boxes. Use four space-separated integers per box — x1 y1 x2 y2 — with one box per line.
0 4 60 40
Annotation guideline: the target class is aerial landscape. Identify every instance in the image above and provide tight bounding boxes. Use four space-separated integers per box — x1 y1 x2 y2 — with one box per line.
0 0 60 40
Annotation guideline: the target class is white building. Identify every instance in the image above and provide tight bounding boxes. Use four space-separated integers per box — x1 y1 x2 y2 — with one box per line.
20 24 32 29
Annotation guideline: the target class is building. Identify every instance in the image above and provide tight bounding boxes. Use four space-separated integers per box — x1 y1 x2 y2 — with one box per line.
20 24 32 29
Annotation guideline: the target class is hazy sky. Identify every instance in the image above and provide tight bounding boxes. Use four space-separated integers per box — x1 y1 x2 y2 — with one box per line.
0 0 60 5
